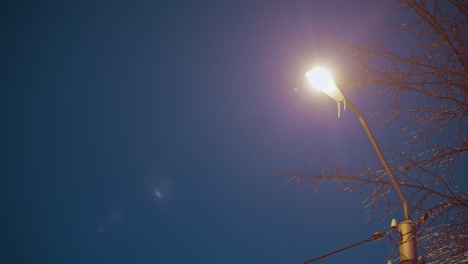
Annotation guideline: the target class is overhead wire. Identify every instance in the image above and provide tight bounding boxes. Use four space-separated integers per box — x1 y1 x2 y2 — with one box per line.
300 231 389 264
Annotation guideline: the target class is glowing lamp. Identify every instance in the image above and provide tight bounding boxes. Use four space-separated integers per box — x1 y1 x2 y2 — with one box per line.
306 67 344 102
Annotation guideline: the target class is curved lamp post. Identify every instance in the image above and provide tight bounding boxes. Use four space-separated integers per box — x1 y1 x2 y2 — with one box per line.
306 67 418 264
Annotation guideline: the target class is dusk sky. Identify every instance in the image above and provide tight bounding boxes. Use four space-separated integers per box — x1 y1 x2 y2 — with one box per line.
3 1 465 264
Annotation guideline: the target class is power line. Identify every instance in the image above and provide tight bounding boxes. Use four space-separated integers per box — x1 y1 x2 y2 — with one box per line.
300 232 388 264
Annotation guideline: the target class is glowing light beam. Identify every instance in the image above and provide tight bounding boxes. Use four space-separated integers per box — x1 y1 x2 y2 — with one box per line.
306 67 344 102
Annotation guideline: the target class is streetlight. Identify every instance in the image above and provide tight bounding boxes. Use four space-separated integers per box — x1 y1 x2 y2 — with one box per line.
306 67 418 264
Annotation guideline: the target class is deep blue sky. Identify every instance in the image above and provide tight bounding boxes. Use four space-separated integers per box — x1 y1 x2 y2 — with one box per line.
3 1 457 263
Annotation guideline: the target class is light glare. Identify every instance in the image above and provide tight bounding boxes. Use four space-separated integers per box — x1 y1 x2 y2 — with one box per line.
306 67 344 102
306 67 333 91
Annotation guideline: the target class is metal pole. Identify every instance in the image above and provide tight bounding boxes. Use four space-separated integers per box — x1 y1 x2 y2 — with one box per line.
398 221 418 264
309 73 419 263
343 99 417 264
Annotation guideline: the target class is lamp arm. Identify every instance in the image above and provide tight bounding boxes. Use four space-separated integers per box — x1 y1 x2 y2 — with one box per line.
345 99 410 221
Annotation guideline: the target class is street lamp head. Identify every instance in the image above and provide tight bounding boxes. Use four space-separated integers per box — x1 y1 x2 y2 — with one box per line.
306 67 345 102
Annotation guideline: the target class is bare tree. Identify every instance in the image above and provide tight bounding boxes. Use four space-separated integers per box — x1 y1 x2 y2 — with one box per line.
278 1 468 263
